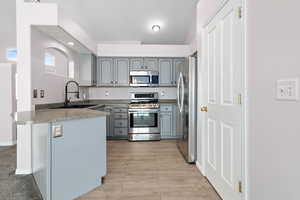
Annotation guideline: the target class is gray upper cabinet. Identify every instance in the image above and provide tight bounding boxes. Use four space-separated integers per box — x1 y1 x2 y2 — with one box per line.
79 54 97 86
114 58 129 86
91 54 97 86
144 58 158 71
96 57 183 87
98 57 129 86
159 58 173 86
172 58 185 86
98 58 114 86
130 58 144 70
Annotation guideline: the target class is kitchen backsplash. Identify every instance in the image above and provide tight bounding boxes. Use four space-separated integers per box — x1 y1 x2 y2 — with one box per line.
88 87 177 100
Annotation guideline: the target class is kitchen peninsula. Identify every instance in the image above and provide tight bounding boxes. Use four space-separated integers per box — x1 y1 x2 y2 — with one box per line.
15 108 109 200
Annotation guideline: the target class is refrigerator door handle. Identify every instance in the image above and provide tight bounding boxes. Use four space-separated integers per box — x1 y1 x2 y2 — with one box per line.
180 73 184 113
177 73 181 111
178 72 184 113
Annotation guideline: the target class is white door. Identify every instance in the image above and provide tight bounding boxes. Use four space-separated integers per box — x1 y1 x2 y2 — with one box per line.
202 0 243 199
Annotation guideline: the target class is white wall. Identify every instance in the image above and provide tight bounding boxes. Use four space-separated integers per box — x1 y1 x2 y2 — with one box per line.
185 4 197 55
97 44 190 57
247 0 300 200
89 87 177 100
15 0 96 175
0 0 16 63
16 0 58 175
31 28 81 105
0 64 17 146
196 0 300 200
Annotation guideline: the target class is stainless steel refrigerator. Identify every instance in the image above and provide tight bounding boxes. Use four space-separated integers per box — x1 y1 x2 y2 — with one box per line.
176 53 197 163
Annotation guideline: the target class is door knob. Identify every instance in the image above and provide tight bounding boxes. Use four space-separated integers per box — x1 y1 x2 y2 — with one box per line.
201 106 208 112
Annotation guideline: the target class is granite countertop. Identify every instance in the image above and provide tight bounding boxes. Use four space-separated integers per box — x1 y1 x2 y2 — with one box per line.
35 99 177 110
22 99 176 125
15 108 110 125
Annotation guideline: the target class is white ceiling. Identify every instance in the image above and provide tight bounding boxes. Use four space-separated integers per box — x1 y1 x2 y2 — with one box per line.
42 0 198 45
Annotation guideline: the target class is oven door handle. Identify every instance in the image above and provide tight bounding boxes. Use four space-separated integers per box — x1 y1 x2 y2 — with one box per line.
129 109 160 113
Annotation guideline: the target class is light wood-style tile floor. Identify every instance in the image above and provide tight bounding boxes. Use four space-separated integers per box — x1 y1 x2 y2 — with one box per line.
77 140 221 200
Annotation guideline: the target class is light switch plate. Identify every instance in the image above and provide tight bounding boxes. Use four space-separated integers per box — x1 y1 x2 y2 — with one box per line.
276 78 299 101
52 125 63 138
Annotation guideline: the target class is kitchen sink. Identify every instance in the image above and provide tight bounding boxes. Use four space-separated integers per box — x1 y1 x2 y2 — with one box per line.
50 104 98 109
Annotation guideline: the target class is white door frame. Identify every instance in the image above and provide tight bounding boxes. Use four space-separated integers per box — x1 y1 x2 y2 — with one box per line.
197 0 247 199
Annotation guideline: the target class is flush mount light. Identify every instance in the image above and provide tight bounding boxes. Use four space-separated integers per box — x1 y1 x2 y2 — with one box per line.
152 25 161 32
67 42 74 46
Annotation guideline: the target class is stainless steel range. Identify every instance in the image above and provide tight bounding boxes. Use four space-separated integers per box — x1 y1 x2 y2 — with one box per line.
128 92 160 141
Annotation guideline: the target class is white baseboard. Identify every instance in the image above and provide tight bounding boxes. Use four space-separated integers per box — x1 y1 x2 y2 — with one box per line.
15 168 32 175
0 140 17 146
196 161 204 175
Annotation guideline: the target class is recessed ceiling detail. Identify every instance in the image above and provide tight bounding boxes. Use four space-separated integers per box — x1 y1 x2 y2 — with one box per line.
41 0 198 44
152 25 160 32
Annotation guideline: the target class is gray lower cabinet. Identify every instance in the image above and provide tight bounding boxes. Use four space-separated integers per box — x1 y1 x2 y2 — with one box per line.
32 117 106 200
109 104 128 139
160 112 173 138
159 58 173 86
160 104 177 139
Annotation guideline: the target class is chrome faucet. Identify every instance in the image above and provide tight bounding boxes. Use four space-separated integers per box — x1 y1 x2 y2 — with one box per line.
65 80 80 106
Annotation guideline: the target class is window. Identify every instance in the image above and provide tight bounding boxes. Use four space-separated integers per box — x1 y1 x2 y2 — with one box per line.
45 53 55 66
6 49 17 61
44 53 56 73
68 61 75 79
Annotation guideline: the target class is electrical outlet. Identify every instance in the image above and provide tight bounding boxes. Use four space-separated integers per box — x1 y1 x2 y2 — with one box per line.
276 78 298 101
40 90 45 98
33 89 38 98
105 91 109 96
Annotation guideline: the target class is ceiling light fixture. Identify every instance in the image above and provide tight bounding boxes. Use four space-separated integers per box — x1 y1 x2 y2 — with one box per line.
152 25 161 32
67 42 74 46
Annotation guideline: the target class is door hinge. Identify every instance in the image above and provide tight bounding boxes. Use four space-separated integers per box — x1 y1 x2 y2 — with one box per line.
238 181 243 193
238 7 243 19
237 94 242 105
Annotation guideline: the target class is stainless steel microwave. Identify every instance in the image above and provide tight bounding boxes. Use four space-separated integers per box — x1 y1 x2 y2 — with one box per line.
129 71 159 87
